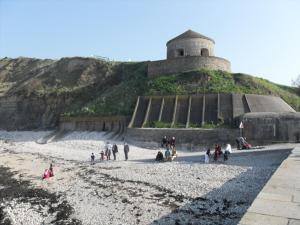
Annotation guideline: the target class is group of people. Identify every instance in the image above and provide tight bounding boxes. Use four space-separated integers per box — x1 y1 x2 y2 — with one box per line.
235 136 252 150
204 143 232 163
91 142 130 164
156 136 177 162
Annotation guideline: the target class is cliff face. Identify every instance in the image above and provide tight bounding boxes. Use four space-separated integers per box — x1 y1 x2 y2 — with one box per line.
0 57 143 130
0 57 299 130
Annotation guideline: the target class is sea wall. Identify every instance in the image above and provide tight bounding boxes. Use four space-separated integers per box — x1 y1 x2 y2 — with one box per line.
59 116 128 133
126 128 239 150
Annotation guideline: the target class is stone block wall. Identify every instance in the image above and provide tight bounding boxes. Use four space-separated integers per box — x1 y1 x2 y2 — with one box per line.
59 116 128 133
148 56 231 78
126 128 239 150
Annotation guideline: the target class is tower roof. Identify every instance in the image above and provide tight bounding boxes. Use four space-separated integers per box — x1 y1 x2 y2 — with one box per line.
166 30 215 45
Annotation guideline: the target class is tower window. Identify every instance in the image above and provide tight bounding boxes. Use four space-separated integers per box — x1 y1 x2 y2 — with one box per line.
176 49 184 57
201 48 209 56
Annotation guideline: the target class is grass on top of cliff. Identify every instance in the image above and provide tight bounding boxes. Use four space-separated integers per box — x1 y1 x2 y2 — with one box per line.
66 69 300 116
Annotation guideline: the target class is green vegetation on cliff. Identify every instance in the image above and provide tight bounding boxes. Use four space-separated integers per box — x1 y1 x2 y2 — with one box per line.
0 57 299 129
67 68 300 116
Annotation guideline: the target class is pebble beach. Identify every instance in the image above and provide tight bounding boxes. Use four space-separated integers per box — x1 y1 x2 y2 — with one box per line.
0 131 292 225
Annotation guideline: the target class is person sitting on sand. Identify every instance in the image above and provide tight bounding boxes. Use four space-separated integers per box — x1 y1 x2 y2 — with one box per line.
223 144 231 161
171 147 177 160
42 169 50 179
43 164 54 179
156 151 164 161
165 148 171 161
225 143 232 153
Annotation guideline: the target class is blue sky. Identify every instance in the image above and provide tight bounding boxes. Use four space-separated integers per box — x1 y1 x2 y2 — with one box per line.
0 0 299 86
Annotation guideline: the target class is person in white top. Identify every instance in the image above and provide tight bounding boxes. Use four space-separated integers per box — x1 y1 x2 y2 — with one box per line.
225 144 232 153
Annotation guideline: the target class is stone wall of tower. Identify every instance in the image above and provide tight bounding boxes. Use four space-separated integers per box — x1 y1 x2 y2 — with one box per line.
167 38 214 59
148 56 231 77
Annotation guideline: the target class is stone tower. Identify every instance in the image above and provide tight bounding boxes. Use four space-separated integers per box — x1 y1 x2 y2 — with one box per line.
166 30 215 59
148 29 231 77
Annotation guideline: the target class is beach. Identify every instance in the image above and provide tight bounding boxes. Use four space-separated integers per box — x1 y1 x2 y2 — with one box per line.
0 131 292 225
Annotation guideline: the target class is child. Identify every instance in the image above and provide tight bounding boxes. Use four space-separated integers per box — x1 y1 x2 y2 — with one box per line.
100 150 104 160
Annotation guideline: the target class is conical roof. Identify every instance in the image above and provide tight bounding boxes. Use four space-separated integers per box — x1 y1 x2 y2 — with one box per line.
166 30 215 45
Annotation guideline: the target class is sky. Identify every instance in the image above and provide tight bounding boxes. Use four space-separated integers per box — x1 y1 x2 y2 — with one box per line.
0 0 299 86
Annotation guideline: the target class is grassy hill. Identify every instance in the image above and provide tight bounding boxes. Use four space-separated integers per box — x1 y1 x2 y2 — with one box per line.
0 57 299 129
65 68 300 117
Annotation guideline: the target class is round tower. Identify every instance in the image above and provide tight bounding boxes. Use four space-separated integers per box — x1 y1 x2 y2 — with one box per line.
166 30 215 59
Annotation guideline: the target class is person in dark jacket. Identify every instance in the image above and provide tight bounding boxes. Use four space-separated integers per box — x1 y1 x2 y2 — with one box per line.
124 143 129 161
112 144 118 160
91 153 95 164
161 136 168 148
156 151 164 161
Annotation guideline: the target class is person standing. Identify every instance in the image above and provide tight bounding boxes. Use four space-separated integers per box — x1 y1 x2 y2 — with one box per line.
49 163 54 177
100 150 105 160
106 143 112 160
214 144 221 161
205 148 210 164
112 144 118 160
161 136 168 148
124 143 129 161
170 137 176 149
91 153 95 164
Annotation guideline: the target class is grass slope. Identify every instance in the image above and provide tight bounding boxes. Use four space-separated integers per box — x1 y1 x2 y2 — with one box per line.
67 68 300 116
1 57 299 118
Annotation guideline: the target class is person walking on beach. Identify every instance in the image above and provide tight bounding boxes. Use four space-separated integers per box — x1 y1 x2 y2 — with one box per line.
112 144 118 160
124 143 129 161
91 153 95 164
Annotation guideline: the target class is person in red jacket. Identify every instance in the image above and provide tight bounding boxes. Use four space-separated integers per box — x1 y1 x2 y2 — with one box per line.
214 144 221 161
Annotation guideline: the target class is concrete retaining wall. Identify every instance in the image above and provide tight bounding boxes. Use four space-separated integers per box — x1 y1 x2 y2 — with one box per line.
59 116 128 133
129 94 295 129
126 128 239 150
242 112 300 145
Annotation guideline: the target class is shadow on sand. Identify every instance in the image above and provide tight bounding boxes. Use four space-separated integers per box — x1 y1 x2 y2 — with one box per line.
145 148 291 225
